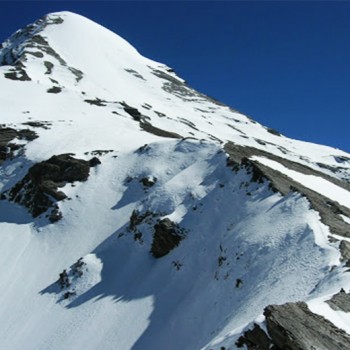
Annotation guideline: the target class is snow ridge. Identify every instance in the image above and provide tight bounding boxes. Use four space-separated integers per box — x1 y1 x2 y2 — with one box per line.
0 11 350 350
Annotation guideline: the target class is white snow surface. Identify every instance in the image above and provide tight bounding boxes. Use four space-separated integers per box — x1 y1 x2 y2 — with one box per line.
0 11 349 350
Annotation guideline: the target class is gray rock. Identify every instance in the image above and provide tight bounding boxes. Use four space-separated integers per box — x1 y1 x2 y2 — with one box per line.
339 241 350 262
264 302 350 350
326 290 350 313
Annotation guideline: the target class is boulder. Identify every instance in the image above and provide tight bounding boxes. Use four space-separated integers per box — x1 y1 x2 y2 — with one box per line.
151 218 185 258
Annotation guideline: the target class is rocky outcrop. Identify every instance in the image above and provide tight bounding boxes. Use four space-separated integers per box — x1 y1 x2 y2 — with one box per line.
140 121 182 139
339 240 350 263
4 62 31 81
265 302 350 349
150 67 226 106
151 218 185 258
5 154 98 222
121 101 182 139
140 176 157 188
0 126 37 162
1 13 83 83
224 142 350 240
326 290 350 312
237 301 350 350
236 323 272 350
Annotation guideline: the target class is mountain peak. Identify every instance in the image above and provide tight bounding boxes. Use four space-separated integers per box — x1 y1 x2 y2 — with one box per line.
0 11 350 350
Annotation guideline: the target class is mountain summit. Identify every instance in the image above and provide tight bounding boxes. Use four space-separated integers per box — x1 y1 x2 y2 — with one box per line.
1 11 350 350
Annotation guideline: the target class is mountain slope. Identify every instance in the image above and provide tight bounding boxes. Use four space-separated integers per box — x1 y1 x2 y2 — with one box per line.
0 11 350 350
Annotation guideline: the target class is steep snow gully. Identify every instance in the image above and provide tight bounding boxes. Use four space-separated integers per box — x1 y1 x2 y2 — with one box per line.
0 11 350 350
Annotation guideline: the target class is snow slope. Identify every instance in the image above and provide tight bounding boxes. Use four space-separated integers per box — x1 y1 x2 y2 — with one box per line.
0 11 350 350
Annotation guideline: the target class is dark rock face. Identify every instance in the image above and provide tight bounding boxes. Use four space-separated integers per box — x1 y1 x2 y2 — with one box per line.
140 122 182 139
264 302 350 350
84 98 107 106
151 218 185 258
47 86 62 93
236 324 272 349
89 157 101 167
0 126 37 162
121 102 182 139
4 64 31 81
121 102 143 121
128 210 155 242
140 176 157 187
7 154 94 222
44 61 54 74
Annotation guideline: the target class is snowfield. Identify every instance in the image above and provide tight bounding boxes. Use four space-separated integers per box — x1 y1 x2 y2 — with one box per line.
0 11 350 350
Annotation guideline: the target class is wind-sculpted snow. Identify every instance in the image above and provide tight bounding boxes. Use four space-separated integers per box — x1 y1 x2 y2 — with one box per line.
0 11 350 350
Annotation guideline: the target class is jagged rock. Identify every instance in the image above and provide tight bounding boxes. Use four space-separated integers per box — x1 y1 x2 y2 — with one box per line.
266 127 282 136
84 97 107 106
121 101 182 139
128 209 155 242
264 302 350 350
140 121 182 139
22 121 52 129
63 291 76 299
71 257 86 277
30 154 90 182
140 176 157 187
58 269 70 289
88 150 113 156
326 290 350 312
89 156 101 167
7 154 91 220
48 206 62 223
0 126 37 162
151 218 185 258
121 102 143 121
4 64 31 81
47 86 62 93
236 323 272 349
44 61 54 74
339 240 350 262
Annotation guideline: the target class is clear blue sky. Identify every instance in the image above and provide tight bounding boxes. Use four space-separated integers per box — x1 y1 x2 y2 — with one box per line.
1 1 349 152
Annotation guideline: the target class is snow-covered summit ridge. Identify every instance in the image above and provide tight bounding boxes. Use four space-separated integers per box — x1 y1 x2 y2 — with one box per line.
0 11 161 69
0 11 182 96
1 12 350 350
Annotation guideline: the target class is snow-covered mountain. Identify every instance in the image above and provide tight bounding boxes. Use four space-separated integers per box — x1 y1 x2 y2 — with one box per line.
1 11 350 350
